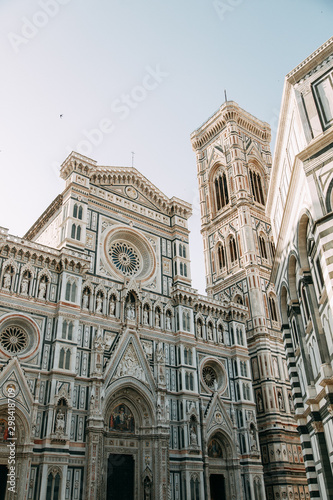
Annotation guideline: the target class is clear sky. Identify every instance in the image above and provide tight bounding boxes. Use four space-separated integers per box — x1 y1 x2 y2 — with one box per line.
1 0 332 294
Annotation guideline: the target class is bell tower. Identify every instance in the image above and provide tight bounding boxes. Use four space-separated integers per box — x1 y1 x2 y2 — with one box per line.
191 101 309 499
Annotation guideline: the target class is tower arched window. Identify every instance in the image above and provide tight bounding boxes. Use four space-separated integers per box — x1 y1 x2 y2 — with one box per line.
249 169 265 205
46 472 61 500
214 171 229 211
229 236 237 263
259 235 267 259
65 349 71 370
269 296 278 322
217 244 226 270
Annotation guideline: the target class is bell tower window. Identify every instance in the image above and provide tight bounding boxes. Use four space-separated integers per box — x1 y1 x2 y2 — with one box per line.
214 172 229 211
249 169 265 205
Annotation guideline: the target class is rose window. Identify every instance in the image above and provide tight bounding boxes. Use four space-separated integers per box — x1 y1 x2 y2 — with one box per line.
203 366 217 388
0 326 28 354
109 242 140 276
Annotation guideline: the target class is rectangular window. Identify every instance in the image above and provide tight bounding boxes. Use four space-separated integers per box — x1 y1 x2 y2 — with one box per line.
313 71 333 129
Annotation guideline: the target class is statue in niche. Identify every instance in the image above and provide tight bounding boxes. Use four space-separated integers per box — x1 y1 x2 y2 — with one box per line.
155 310 160 327
217 328 223 343
109 297 115 316
207 324 213 341
55 409 65 433
249 425 258 452
190 424 197 445
82 290 89 310
144 477 151 500
143 308 149 325
38 279 47 299
278 391 284 410
96 294 103 313
126 303 135 320
21 276 29 294
166 314 171 330
257 391 263 412
3 270 11 289
288 393 294 413
196 322 202 337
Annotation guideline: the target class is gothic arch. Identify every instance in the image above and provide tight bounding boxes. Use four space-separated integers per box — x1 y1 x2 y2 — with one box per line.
279 284 289 324
207 428 237 460
104 381 157 429
209 163 229 213
287 252 299 302
247 159 266 205
297 210 313 270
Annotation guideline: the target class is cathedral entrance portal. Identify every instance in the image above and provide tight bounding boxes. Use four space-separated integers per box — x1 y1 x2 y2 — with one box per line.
209 474 225 500
107 454 134 500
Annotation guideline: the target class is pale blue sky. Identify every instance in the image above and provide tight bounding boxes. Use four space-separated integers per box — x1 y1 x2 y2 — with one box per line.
1 0 332 293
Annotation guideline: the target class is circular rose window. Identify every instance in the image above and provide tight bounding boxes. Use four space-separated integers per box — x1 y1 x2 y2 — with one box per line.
201 358 228 394
0 326 28 354
0 314 40 360
203 366 217 388
103 226 156 282
109 242 140 276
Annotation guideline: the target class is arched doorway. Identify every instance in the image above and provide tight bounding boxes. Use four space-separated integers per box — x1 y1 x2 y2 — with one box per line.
92 382 169 500
207 431 239 500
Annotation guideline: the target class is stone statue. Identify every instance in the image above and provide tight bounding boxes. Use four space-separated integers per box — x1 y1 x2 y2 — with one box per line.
278 391 284 410
21 276 29 294
144 478 151 500
166 314 171 330
82 290 89 310
126 303 135 320
38 280 46 299
109 298 115 316
197 322 202 337
143 308 149 325
257 392 263 412
55 409 65 433
155 310 160 327
190 425 197 445
208 324 213 341
3 271 11 289
96 294 103 313
250 425 258 451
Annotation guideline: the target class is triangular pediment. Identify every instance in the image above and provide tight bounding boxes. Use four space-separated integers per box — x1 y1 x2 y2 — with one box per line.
204 392 234 436
105 331 155 392
101 184 162 211
0 358 34 415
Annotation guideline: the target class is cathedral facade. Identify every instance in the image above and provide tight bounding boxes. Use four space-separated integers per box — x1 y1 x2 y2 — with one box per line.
0 151 265 500
1 37 333 500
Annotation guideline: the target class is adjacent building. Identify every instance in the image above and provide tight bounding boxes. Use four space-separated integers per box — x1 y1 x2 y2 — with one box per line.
266 36 333 500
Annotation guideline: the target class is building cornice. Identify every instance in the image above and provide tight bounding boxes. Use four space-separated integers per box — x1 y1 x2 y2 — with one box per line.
286 36 333 85
24 194 63 241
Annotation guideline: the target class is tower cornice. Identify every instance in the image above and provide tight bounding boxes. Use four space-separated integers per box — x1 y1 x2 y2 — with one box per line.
191 101 271 151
